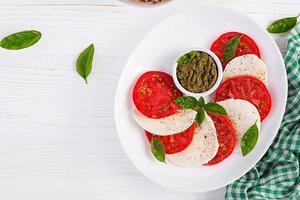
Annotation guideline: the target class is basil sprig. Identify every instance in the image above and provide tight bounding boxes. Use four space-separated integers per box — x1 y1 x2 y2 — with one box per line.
76 44 95 84
196 109 205 126
223 36 241 62
267 15 299 34
241 122 259 156
177 50 197 65
204 103 227 115
0 30 41 50
174 96 227 126
151 136 166 163
198 96 205 107
173 96 198 109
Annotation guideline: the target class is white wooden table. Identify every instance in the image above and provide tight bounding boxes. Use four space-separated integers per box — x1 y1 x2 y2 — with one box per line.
0 0 298 199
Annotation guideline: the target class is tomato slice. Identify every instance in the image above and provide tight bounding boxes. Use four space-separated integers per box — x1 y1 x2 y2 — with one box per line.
207 113 236 165
210 32 261 69
133 71 183 119
214 75 272 121
145 123 196 154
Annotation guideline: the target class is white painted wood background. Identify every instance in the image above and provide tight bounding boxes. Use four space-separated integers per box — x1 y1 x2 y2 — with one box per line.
0 0 298 199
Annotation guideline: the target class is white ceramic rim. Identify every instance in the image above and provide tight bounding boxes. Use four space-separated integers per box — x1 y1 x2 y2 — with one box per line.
172 48 223 98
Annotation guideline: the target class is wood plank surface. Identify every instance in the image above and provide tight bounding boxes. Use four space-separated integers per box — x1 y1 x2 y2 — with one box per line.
0 0 298 199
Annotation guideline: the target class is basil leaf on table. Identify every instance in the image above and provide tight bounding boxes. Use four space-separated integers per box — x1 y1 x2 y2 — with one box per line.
223 36 241 62
241 122 259 156
195 109 205 126
177 50 197 65
174 96 198 109
204 102 227 115
0 30 41 50
267 16 299 34
151 137 166 163
76 44 95 84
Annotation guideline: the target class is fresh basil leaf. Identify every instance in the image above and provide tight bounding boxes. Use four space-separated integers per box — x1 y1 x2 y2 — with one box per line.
204 103 227 115
267 16 298 34
174 96 198 109
76 44 95 84
0 30 41 50
223 36 241 62
241 122 259 156
195 109 205 126
177 50 197 65
151 136 166 163
198 96 205 108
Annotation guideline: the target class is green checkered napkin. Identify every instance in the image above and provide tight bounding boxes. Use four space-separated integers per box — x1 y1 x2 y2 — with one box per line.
225 24 300 200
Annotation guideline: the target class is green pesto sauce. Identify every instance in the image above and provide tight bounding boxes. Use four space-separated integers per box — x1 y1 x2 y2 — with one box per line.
176 51 218 93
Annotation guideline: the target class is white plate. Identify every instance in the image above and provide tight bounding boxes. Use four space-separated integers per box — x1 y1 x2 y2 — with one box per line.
114 6 287 192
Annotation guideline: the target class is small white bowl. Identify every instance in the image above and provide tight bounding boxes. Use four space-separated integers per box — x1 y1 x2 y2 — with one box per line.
172 48 223 98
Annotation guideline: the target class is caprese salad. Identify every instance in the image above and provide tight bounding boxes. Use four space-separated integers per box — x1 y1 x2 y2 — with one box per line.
131 31 272 166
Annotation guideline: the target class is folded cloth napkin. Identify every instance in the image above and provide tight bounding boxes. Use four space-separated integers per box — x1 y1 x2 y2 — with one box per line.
225 24 300 200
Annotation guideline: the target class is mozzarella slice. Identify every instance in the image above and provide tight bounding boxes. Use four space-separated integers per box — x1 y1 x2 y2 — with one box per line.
217 99 261 152
223 54 267 83
132 109 197 136
167 113 218 167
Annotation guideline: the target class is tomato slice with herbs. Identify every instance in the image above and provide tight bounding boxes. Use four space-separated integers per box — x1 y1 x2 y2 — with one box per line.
210 32 261 69
214 75 272 121
145 123 196 154
133 71 183 119
207 113 236 165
